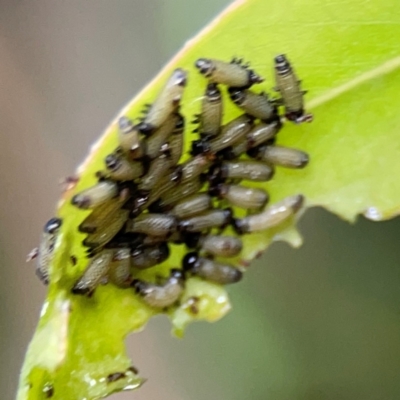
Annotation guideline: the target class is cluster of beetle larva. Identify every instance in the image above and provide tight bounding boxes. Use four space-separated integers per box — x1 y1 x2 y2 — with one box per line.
31 54 312 310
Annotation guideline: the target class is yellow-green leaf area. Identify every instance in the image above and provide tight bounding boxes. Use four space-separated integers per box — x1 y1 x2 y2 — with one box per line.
18 0 400 399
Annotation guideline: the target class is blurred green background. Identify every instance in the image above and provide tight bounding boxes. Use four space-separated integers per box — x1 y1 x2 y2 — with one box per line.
1 1 400 399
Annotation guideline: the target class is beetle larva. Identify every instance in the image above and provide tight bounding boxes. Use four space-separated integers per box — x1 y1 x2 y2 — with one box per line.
158 177 203 208
72 250 114 295
191 114 254 156
131 242 170 270
246 121 281 149
35 217 63 285
82 209 129 250
108 248 132 288
170 193 212 219
138 68 187 135
179 208 232 232
274 54 313 123
180 155 211 183
105 153 144 181
132 269 184 308
118 116 143 158
186 234 242 258
182 252 242 284
143 168 182 209
138 153 172 194
193 83 222 138
195 58 263 89
127 214 177 237
144 113 180 159
257 145 309 169
79 196 127 234
229 88 277 122
210 160 274 183
211 183 269 210
233 194 304 234
71 180 118 209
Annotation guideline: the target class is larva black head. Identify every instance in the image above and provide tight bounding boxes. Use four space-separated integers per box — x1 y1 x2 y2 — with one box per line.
274 54 291 74
190 139 210 156
208 182 224 198
169 268 184 281
207 162 224 186
248 69 264 85
223 207 234 225
136 121 155 136
274 54 287 64
228 87 245 105
246 144 264 159
184 232 202 249
44 217 62 234
118 116 134 133
205 83 221 102
182 252 199 272
71 285 93 296
232 218 247 235
195 58 212 75
131 279 146 293
148 198 170 213
171 68 188 87
157 242 170 262
105 154 120 171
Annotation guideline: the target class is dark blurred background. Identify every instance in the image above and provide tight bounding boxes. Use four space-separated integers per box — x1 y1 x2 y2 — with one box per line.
1 1 400 399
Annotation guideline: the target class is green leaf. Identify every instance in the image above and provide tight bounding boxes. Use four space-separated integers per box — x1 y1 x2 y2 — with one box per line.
17 0 400 399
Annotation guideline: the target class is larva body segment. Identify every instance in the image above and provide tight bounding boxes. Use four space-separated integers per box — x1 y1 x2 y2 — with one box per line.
139 68 187 135
36 218 63 285
127 214 177 237
186 234 242 258
82 209 129 250
139 154 172 193
108 248 132 288
229 88 277 121
72 250 114 295
195 58 263 89
191 114 254 156
105 154 144 181
212 184 269 210
211 160 274 183
274 54 312 123
71 180 118 209
180 155 212 183
144 113 179 159
131 242 170 270
197 83 222 138
158 178 203 208
133 269 184 308
79 197 127 234
167 114 185 165
246 121 281 149
233 194 304 234
117 116 142 157
258 145 309 169
183 253 242 284
170 193 212 219
179 208 232 233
